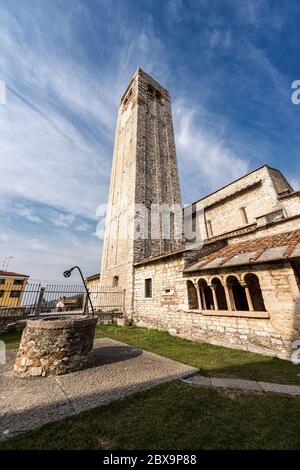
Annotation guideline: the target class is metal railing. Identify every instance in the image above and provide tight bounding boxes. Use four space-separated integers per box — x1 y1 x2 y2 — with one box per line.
0 281 124 318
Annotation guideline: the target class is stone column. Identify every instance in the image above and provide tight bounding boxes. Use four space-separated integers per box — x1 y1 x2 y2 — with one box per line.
200 286 207 309
195 282 202 310
210 284 218 310
224 283 235 310
242 281 253 311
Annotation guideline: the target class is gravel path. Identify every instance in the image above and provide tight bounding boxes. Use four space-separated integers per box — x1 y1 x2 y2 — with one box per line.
182 374 300 396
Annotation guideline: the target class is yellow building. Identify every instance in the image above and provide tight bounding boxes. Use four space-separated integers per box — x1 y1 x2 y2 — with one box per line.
0 270 29 308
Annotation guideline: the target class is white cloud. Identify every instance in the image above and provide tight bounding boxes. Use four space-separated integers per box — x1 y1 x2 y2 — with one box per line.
30 238 48 251
0 5 173 279
174 101 250 203
75 222 90 232
15 206 42 224
0 8 171 223
0 8 117 219
0 227 101 280
48 211 75 228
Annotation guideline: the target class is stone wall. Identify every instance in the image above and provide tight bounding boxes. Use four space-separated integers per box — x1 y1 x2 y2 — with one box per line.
194 166 296 241
0 310 25 334
280 193 300 219
14 316 97 377
133 254 300 359
228 214 300 245
100 68 182 313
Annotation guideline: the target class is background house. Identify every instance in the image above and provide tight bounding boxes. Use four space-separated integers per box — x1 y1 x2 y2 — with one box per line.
0 270 29 308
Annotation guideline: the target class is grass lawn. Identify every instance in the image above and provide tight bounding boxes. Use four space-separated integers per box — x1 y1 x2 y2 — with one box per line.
0 331 22 350
1 325 300 450
1 381 300 450
1 324 300 384
95 325 300 385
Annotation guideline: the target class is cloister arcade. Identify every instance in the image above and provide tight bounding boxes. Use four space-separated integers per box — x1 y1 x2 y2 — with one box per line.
186 272 266 313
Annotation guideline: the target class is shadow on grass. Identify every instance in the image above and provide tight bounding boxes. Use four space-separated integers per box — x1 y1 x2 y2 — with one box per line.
1 325 300 384
1 380 300 450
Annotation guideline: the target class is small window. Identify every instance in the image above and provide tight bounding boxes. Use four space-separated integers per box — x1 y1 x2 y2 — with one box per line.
207 220 213 237
0 290 4 297
145 278 152 298
113 276 119 287
10 290 21 298
163 288 173 296
0 279 5 285
13 279 24 285
240 206 249 224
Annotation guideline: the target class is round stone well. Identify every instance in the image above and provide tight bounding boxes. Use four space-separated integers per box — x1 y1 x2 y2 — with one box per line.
14 315 98 377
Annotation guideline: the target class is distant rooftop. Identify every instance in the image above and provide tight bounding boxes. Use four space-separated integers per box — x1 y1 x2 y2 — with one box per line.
86 273 100 282
0 270 29 278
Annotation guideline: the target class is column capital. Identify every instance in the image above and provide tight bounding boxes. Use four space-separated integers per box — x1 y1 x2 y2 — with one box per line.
209 283 218 290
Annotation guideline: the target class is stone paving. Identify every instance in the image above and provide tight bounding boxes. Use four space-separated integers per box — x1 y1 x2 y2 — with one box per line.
182 374 300 396
0 338 198 442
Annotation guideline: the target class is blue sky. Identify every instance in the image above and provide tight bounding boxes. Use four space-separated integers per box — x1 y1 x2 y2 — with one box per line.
0 0 300 280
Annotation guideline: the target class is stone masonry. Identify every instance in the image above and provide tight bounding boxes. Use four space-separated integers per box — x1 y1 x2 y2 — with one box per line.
98 69 300 358
100 68 182 314
133 253 300 358
14 316 97 377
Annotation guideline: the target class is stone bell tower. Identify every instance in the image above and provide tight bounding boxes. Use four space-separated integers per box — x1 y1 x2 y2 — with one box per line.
100 68 182 313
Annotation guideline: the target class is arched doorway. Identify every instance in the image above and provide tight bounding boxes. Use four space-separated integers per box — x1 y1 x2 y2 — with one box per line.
244 273 266 311
187 280 199 310
226 275 249 311
211 278 228 310
198 279 214 310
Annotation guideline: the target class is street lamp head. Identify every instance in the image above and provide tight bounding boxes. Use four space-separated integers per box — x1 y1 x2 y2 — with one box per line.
62 265 94 316
63 267 75 278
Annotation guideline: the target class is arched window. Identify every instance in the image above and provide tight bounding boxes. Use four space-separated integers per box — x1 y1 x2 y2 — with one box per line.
226 275 249 311
187 281 199 310
198 279 214 310
211 278 228 310
113 276 119 287
244 274 266 311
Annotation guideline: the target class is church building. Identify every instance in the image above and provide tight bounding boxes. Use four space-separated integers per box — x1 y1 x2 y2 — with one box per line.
99 68 300 359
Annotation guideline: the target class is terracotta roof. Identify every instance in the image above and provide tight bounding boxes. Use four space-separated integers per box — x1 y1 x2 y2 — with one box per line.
184 229 300 273
0 270 29 278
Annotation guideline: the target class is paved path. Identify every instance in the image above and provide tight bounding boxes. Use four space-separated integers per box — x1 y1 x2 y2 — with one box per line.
0 338 198 442
182 374 300 396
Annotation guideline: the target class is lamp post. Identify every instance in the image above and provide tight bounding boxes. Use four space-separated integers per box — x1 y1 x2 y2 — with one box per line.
63 266 94 316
